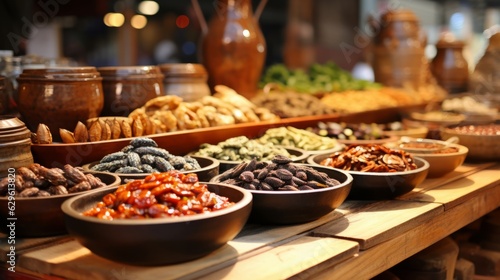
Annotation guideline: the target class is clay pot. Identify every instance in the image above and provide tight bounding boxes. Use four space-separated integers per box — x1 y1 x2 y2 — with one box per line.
16 67 104 140
0 116 33 177
195 0 267 100
431 34 469 94
159 63 211 102
98 66 164 116
370 9 426 90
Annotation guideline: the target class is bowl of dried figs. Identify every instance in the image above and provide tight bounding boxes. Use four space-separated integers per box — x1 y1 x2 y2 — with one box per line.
210 155 353 224
61 170 252 266
0 163 120 237
307 144 429 199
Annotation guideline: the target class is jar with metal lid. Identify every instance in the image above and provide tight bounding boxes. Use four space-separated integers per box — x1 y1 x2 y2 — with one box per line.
17 67 104 139
159 63 211 102
370 9 426 89
431 33 469 94
97 66 164 116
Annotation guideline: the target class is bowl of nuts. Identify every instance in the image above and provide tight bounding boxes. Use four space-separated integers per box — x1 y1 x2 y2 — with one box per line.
191 136 309 172
61 170 252 266
210 155 353 224
307 144 429 199
0 163 120 237
82 137 220 182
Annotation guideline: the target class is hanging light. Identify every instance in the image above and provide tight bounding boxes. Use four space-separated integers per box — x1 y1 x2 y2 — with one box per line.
131 14 148 29
138 1 159 16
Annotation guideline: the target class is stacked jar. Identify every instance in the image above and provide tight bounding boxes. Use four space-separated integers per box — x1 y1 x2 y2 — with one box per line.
97 66 164 116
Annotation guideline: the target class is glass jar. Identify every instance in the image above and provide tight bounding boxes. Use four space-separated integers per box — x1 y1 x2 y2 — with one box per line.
431 34 469 94
159 63 211 102
17 67 104 139
97 66 164 116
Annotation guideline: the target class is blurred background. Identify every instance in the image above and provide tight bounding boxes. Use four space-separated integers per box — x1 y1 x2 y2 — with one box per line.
1 0 500 71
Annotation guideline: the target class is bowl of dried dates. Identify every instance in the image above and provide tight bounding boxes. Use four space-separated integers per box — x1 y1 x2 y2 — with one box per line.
61 170 252 266
307 144 429 199
0 163 120 237
210 155 353 224
384 137 468 178
82 137 220 182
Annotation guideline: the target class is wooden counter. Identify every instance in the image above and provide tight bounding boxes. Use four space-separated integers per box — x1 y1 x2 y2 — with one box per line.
1 162 499 280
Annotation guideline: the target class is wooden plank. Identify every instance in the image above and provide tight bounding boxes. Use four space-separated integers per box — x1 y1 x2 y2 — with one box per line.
301 180 500 280
403 162 497 196
0 233 70 262
16 210 348 280
312 200 443 250
192 236 359 280
398 164 500 210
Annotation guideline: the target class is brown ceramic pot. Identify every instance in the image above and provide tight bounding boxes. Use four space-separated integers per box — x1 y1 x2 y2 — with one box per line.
431 35 469 94
198 0 267 100
371 9 426 90
17 67 104 139
98 66 164 116
159 63 211 102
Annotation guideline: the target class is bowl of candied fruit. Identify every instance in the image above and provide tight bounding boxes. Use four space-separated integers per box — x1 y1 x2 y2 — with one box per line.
0 163 120 237
384 137 469 178
441 122 500 161
210 155 353 225
61 170 252 266
307 144 429 199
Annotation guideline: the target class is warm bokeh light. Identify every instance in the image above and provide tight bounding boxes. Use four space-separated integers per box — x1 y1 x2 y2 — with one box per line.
176 15 190 28
131 14 147 29
104 13 125 27
138 1 159 16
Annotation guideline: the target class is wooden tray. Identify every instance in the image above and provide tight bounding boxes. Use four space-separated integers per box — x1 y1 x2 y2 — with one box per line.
31 104 429 168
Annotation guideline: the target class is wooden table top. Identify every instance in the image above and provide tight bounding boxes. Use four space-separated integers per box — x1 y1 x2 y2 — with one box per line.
1 161 499 280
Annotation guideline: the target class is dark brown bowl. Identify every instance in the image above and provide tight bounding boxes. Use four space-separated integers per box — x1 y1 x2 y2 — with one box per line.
0 171 120 237
210 164 353 225
61 182 252 266
82 155 220 183
307 154 429 200
213 147 309 173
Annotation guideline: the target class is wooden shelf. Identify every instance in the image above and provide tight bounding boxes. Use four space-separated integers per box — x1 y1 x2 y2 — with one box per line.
2 162 499 280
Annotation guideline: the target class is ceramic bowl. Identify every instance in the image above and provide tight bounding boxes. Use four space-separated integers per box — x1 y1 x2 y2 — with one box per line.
211 164 352 224
385 138 469 178
61 182 252 266
82 155 220 183
0 171 120 237
440 122 500 161
307 154 429 200
209 147 309 173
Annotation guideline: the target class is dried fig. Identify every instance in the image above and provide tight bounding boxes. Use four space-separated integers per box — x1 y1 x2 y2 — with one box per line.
74 121 89 142
59 128 76 143
88 120 102 142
